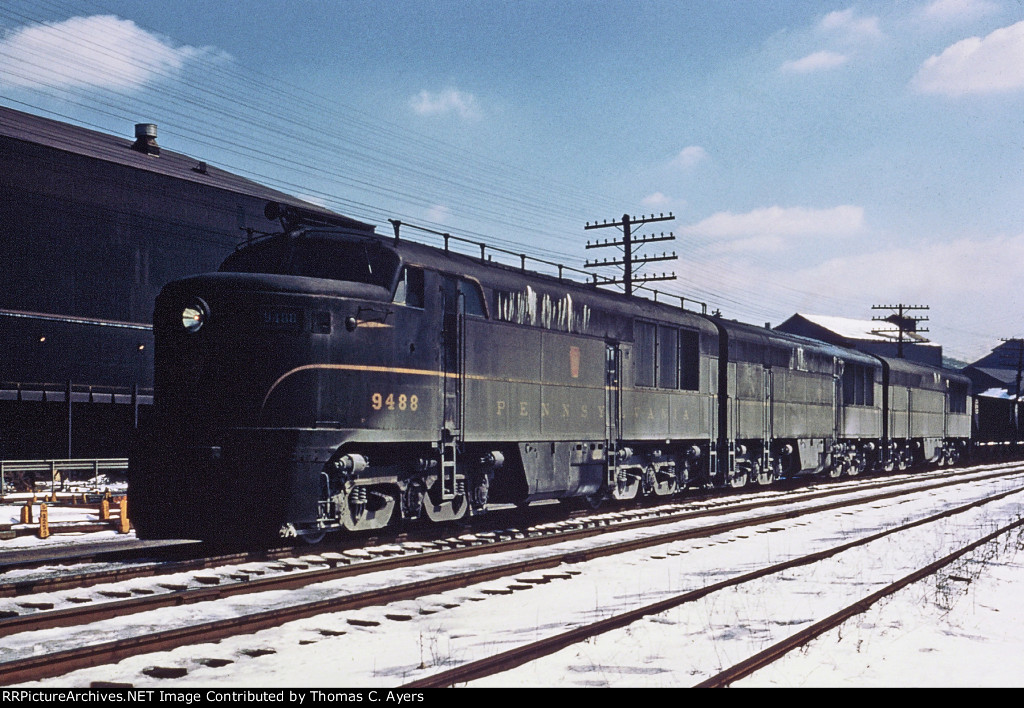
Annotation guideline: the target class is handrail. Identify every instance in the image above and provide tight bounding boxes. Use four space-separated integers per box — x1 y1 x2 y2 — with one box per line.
1 458 128 494
389 219 708 314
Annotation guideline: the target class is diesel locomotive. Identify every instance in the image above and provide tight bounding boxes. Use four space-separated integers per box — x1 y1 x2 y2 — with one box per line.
129 203 974 543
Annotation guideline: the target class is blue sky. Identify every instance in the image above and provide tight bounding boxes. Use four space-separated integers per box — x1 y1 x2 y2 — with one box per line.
1 0 1022 361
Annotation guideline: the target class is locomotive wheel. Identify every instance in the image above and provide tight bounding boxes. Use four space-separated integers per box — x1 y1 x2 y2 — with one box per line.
755 461 774 486
612 467 641 500
648 465 679 496
337 484 397 532
423 488 469 523
729 465 750 489
300 531 327 545
846 458 863 477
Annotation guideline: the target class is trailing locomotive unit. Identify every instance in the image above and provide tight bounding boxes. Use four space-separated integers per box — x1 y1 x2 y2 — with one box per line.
130 203 972 542
708 321 970 481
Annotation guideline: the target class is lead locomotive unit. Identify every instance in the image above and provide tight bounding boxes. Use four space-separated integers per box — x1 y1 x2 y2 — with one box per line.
130 203 972 543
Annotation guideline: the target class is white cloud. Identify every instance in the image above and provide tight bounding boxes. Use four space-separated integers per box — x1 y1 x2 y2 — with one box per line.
682 205 864 250
781 51 849 74
426 204 452 223
0 15 217 91
799 232 1024 298
793 233 1024 358
818 9 883 40
672 231 1024 360
670 146 708 169
913 21 1024 95
920 0 998 24
410 88 481 120
641 192 671 207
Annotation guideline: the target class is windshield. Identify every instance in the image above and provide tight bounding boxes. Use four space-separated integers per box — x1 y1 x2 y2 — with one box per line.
220 234 400 289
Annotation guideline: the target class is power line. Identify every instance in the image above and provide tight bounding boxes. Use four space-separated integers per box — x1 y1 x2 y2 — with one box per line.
584 213 677 296
871 304 930 359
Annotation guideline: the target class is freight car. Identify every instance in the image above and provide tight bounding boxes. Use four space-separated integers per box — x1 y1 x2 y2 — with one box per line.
128 204 974 543
973 393 1024 459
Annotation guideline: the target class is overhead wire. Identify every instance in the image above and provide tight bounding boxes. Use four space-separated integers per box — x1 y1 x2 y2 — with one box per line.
0 0 1012 357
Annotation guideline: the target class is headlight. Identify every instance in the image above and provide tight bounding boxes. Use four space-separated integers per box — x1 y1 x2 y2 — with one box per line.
181 298 208 333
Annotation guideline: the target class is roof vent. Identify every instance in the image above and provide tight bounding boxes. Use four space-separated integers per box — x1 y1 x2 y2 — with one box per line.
132 123 160 156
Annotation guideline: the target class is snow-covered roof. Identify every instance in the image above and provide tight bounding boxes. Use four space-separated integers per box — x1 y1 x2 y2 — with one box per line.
795 313 930 344
978 387 1019 399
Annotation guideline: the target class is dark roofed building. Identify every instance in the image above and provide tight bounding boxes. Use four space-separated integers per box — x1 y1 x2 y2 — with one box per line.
962 339 1023 399
0 105 358 459
967 339 1024 372
774 313 943 367
962 366 1019 397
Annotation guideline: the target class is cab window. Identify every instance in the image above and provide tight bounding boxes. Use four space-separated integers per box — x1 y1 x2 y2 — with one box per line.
393 266 424 308
442 275 486 317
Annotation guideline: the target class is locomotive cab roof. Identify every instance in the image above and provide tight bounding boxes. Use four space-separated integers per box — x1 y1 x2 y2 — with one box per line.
220 227 400 291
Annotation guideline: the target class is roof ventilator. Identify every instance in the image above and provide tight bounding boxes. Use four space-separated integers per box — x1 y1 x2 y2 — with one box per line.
132 123 160 156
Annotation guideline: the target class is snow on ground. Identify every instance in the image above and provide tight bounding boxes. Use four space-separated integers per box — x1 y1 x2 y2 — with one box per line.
737 533 1024 687
2 467 1023 688
0 478 130 550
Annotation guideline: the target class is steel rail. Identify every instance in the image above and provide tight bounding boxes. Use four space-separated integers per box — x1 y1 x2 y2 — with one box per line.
0 462 1010 594
1 466 1019 643
696 515 1024 687
401 485 1024 688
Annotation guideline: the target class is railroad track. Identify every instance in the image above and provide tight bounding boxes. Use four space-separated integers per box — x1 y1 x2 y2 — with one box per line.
2 462 1023 686
1 460 1012 589
0 462 1015 623
404 485 1024 687
693 515 1024 687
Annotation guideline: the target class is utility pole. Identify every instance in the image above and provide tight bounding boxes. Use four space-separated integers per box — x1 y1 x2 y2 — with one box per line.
584 213 676 296
871 304 930 359
1001 337 1023 438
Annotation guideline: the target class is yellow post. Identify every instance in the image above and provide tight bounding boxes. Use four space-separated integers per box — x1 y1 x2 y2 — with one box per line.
116 498 130 533
20 502 32 524
38 503 49 539
99 498 110 521
49 490 57 503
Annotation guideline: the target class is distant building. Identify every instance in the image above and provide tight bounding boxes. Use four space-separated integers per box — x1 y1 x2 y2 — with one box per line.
0 105 349 459
774 313 943 367
962 340 1023 398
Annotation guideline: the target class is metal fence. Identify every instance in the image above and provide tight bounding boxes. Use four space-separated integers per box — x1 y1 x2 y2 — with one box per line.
1 458 128 494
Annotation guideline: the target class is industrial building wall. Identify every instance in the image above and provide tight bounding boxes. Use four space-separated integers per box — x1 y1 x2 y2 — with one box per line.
0 131 293 458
